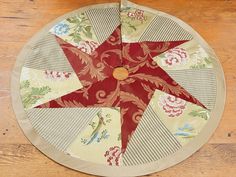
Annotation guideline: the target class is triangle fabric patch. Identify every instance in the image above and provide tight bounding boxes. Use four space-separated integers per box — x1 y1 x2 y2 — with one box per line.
123 104 181 166
85 6 120 44
24 33 74 72
27 108 100 151
165 69 217 110
139 15 193 42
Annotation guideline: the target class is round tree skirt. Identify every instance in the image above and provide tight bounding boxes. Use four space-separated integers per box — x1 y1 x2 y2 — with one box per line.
11 1 226 176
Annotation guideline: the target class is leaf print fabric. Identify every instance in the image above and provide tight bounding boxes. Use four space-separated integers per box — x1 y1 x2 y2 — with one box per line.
188 109 210 120
20 80 51 109
20 67 83 109
50 12 99 52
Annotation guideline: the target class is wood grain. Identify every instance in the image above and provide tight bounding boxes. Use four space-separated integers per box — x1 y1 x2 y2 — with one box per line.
0 0 235 176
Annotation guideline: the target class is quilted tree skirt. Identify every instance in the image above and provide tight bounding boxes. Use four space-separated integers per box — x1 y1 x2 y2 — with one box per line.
11 1 226 176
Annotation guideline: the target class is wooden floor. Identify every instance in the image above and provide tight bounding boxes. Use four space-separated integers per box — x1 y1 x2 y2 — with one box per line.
0 0 235 176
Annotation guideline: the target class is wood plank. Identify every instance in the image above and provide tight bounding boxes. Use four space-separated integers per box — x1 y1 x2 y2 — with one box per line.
0 143 235 177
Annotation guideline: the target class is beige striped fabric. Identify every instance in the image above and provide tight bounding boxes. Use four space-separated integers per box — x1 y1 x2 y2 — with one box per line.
24 33 74 72
167 68 217 110
27 108 100 151
85 7 120 44
139 15 193 42
123 105 182 166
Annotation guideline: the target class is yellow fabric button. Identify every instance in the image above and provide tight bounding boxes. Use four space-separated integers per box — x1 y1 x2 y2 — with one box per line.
112 67 129 80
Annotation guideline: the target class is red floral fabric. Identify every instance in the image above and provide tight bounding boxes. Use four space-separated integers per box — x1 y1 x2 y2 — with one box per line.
36 26 205 151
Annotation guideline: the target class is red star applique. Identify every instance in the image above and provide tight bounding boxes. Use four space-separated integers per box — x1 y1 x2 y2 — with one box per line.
36 26 205 151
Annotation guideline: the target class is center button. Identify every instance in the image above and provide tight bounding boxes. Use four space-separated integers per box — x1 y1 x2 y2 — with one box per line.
112 67 129 80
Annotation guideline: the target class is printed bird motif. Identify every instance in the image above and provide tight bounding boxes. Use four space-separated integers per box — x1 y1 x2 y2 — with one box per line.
86 112 106 145
174 123 196 138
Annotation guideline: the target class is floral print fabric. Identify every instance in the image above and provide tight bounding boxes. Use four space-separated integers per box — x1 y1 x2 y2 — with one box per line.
159 94 187 117
153 40 213 70
121 6 155 42
150 89 210 145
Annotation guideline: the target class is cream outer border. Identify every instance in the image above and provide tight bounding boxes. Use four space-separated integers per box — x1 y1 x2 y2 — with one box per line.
11 2 226 177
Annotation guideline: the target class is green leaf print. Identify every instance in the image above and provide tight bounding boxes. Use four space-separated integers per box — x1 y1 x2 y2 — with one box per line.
81 138 87 144
66 13 94 43
20 80 30 89
121 7 131 11
204 57 212 64
74 36 82 43
89 121 96 129
67 17 77 24
97 129 109 143
190 64 207 69
129 24 137 31
190 57 212 69
84 29 93 39
117 133 121 141
122 21 137 32
31 87 51 96
188 109 209 120
85 26 92 33
20 80 51 109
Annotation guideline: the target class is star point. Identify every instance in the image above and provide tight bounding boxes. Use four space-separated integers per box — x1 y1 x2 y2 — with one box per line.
36 25 206 151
